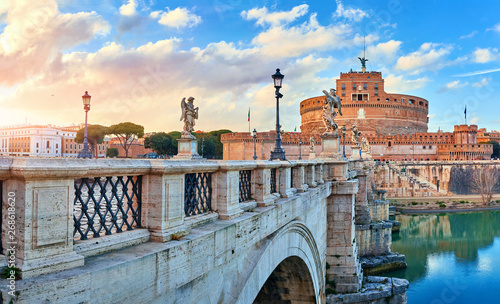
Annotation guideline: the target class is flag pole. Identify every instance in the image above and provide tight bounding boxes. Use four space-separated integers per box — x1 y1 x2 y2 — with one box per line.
248 107 250 133
464 105 467 125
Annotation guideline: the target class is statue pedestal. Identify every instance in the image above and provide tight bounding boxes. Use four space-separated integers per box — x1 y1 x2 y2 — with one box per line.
319 132 343 160
361 151 372 159
173 137 203 160
350 145 361 160
308 152 316 160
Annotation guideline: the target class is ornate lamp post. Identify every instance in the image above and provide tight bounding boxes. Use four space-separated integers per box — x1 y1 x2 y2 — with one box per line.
342 126 346 159
253 128 258 160
77 91 92 159
298 137 302 160
270 68 286 160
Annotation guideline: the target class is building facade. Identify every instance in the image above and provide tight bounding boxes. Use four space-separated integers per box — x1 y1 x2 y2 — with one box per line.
222 67 493 161
0 124 109 157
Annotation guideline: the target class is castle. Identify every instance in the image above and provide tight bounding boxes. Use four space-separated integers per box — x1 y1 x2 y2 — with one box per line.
222 63 494 161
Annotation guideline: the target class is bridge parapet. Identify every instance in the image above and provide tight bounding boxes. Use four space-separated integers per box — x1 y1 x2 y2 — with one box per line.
0 157 326 281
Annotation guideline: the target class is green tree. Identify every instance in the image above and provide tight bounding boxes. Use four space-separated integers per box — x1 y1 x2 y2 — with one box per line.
144 132 177 156
210 129 232 159
106 147 119 158
487 140 500 159
106 122 144 157
75 124 107 158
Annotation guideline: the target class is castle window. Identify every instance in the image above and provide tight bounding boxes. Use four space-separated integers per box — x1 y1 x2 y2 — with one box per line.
363 83 367 90
374 91 378 96
353 83 356 90
386 98 389 102
342 92 345 97
423 146 426 149
342 83 345 90
375 83 378 90
394 99 397 102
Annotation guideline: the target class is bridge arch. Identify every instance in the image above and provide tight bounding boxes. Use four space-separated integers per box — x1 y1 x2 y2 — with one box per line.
235 220 324 304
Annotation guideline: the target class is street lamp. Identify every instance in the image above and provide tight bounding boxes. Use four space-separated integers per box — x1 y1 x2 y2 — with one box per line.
298 137 302 160
77 91 92 159
253 129 258 160
342 126 346 159
270 68 286 160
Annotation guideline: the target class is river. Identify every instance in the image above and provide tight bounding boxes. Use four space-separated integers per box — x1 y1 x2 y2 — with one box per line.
381 211 500 304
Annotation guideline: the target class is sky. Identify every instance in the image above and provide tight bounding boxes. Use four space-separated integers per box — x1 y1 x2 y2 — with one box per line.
0 0 499 133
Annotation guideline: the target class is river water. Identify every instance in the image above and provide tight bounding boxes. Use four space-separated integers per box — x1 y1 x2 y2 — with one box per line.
382 211 500 304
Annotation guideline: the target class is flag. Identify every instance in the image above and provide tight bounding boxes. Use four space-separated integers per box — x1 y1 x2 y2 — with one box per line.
248 108 250 122
464 105 467 119
294 126 297 132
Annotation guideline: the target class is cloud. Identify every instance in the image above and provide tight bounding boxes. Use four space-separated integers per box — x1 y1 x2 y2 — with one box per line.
250 13 378 58
241 4 309 27
395 43 453 74
384 74 430 92
472 47 499 63
471 77 491 87
333 0 368 22
151 7 201 29
455 68 500 77
459 31 477 39
488 23 500 33
470 117 479 124
362 40 402 65
0 0 109 85
438 80 468 93
119 0 137 16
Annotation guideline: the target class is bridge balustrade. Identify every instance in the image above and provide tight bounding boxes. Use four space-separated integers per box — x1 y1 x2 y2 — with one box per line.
0 158 326 279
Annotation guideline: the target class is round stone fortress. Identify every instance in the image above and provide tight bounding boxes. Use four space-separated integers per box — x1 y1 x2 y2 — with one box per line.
300 71 429 136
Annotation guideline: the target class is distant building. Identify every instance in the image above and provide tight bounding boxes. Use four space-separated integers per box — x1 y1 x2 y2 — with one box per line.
222 65 493 161
0 124 109 157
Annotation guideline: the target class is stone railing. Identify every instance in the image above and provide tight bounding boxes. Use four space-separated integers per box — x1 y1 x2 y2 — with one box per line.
0 157 333 279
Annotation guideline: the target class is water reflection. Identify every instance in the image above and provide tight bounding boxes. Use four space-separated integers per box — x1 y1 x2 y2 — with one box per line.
383 211 500 303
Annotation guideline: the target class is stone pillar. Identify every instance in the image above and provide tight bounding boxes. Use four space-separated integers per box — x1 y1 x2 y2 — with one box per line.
4 158 86 279
253 161 279 207
305 161 317 188
145 160 220 241
278 161 296 198
144 169 186 242
173 138 202 160
319 133 343 160
214 161 253 220
315 159 325 185
323 160 348 182
292 161 308 192
327 179 362 293
354 169 371 225
350 145 361 160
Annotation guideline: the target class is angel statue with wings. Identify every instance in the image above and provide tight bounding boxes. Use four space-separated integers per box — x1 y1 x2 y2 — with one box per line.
180 97 199 138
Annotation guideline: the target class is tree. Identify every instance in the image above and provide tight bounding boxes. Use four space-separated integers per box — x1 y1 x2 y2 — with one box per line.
471 165 500 205
106 147 119 158
209 129 232 159
144 132 177 156
487 140 500 159
106 122 144 157
75 124 107 158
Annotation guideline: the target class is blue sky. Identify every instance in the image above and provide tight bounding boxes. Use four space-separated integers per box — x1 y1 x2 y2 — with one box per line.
0 0 499 133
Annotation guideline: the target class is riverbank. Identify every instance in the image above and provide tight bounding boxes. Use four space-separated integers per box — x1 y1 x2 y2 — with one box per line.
390 194 500 213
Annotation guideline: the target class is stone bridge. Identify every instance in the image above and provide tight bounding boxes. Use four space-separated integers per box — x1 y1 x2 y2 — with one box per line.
0 157 407 303
374 160 500 197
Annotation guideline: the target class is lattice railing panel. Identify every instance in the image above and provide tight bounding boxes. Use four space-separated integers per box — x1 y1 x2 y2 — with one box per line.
185 172 213 217
239 170 252 202
73 176 142 240
270 168 277 194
